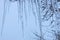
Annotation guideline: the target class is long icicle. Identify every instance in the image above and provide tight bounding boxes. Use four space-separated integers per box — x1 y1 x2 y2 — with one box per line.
31 0 38 26
38 0 43 40
1 0 10 37
21 0 24 38
1 0 6 37
18 0 24 38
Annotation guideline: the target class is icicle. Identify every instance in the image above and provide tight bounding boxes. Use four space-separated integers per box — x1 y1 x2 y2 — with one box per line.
31 0 38 26
18 0 24 38
24 0 27 22
1 0 6 37
38 0 43 40
1 0 13 37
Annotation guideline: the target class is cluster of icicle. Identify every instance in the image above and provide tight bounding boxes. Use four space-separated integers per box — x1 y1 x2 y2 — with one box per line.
1 0 60 40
